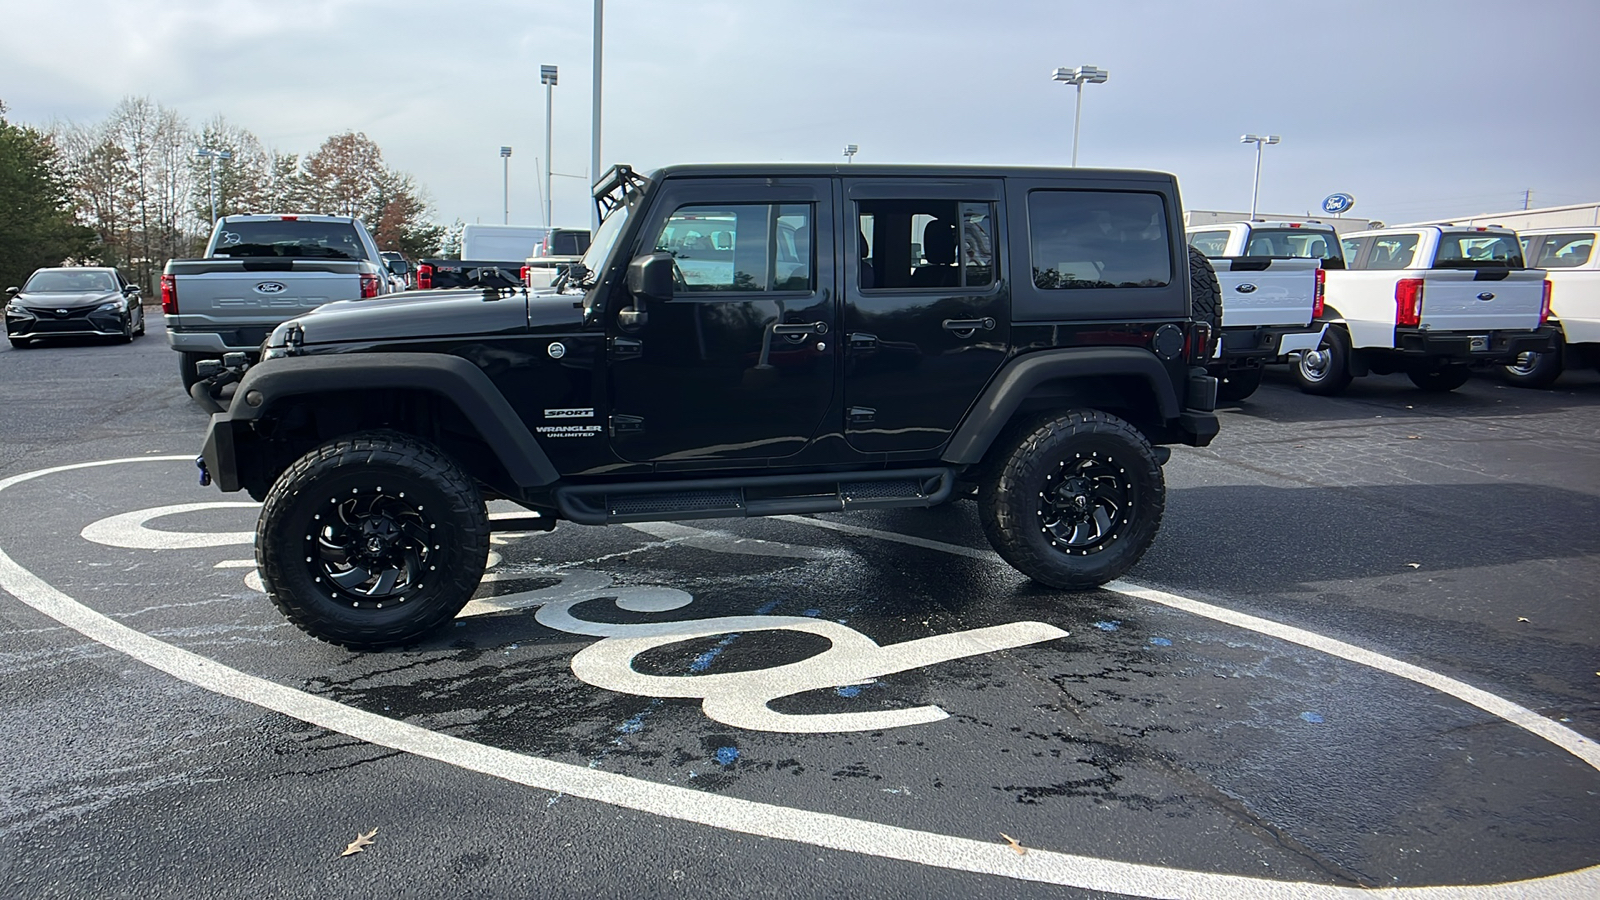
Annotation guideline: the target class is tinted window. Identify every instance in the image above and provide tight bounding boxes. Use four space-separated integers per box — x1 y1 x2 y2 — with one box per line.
653 203 812 292
22 270 117 292
1246 229 1342 265
1532 233 1593 268
1365 234 1420 269
1188 230 1229 257
1029 191 1170 290
1340 236 1369 264
549 230 592 256
856 199 994 290
1433 233 1523 268
213 220 366 260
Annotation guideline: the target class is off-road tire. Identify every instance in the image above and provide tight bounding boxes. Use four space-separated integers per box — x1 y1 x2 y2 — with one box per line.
1407 364 1472 392
257 431 490 650
1293 325 1354 396
1217 366 1263 402
1501 345 1563 389
178 352 205 390
1189 246 1222 354
979 410 1165 590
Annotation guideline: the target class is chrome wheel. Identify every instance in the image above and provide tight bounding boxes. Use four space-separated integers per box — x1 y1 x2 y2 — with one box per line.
1507 352 1542 376
1298 348 1331 382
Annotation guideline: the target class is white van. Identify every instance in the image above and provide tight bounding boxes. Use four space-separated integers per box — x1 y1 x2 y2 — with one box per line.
460 224 551 262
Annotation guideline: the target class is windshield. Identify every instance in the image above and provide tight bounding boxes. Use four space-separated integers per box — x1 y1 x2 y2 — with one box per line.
23 270 117 293
1433 232 1523 269
211 220 367 260
1244 229 1344 267
575 204 631 285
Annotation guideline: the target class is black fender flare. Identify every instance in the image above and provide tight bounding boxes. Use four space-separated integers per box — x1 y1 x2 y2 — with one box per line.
941 347 1181 465
216 353 560 488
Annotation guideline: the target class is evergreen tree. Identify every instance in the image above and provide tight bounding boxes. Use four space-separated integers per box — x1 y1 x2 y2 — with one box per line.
0 101 95 290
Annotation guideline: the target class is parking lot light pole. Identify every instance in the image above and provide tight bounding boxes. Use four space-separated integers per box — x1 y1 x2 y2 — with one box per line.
500 146 513 224
591 0 603 232
1240 133 1280 220
541 65 558 228
195 148 232 226
1051 65 1108 167
843 143 858 163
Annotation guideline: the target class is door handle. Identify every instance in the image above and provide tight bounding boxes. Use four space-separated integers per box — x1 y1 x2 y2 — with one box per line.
773 321 829 336
942 317 996 334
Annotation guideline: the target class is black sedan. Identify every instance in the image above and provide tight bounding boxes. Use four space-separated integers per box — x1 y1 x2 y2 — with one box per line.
5 267 146 347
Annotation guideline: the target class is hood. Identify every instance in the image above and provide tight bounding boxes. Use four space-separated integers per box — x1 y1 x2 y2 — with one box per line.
14 290 120 310
292 288 582 345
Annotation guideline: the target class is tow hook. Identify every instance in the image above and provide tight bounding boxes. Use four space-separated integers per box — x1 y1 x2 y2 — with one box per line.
195 455 212 487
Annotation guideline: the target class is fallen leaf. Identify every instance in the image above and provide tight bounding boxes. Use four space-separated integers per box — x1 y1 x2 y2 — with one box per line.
1517 617 1530 623
1406 563 1421 568
340 828 378 858
999 832 1027 856
1406 435 1421 440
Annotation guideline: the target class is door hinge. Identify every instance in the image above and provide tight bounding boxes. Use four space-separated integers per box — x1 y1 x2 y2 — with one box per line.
610 337 642 360
848 407 876 424
610 414 645 436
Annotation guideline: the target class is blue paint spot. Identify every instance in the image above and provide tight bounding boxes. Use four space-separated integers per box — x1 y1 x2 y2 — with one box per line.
1092 621 1120 632
755 600 782 615
714 746 740 766
689 650 721 672
1149 637 1172 647
802 608 822 617
835 685 862 698
1300 712 1325 724
618 715 645 735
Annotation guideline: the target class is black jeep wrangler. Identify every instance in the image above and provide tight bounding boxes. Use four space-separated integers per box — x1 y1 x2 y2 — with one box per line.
198 164 1221 649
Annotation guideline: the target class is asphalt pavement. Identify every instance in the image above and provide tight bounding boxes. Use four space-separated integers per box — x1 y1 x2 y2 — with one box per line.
1 316 1597 899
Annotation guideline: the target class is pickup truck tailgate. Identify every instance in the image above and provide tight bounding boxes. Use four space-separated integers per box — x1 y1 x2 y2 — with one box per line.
167 259 363 329
1214 257 1321 327
1420 270 1545 332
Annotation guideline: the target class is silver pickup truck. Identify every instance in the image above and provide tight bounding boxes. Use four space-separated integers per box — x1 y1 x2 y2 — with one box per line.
1188 221 1338 401
162 215 394 389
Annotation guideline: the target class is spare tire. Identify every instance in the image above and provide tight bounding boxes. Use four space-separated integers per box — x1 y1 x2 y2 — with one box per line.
1188 246 1223 355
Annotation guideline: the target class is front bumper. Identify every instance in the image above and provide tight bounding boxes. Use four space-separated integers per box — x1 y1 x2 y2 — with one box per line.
199 412 240 492
1391 325 1559 363
6 307 125 338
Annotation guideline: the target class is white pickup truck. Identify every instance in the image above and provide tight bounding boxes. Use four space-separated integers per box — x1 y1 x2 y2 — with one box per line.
1186 221 1337 401
162 215 395 390
1504 228 1600 386
1292 225 1556 394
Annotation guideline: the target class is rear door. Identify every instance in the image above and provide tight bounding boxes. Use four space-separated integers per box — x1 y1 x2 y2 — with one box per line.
841 178 1008 454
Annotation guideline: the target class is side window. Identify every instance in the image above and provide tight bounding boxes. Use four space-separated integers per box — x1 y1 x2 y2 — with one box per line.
856 199 995 290
653 203 813 292
1535 233 1593 268
1188 231 1228 257
1366 235 1419 269
1341 236 1370 265
1028 190 1170 290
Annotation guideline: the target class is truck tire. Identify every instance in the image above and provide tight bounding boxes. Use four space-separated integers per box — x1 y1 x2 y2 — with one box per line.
1293 326 1354 396
1407 364 1472 392
1217 366 1263 402
1501 346 1563 389
1189 247 1222 349
178 352 206 390
256 431 490 650
979 410 1165 590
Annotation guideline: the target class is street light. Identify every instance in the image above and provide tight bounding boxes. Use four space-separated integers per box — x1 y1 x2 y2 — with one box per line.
843 143 858 163
1240 133 1281 220
1051 65 1109 167
541 65 558 228
195 147 232 225
500 146 513 225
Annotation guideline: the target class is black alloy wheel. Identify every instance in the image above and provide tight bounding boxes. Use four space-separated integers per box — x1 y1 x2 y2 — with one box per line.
119 314 134 343
980 410 1165 590
257 431 489 649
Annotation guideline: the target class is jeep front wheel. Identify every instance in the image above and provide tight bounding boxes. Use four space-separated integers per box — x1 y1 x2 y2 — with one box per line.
257 432 490 650
979 411 1165 590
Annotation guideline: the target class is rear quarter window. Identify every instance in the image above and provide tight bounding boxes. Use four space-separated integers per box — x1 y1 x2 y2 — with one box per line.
1028 191 1170 290
1188 231 1229 257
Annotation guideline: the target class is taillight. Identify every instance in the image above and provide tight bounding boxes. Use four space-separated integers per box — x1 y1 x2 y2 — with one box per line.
1395 277 1424 327
359 273 380 299
1312 267 1326 319
160 275 178 314
417 264 433 290
520 265 531 285
1185 322 1214 363
1540 279 1552 326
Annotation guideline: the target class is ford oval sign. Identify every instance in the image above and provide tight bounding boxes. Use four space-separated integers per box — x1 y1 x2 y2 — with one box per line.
1236 283 1258 294
254 282 287 295
1321 193 1355 215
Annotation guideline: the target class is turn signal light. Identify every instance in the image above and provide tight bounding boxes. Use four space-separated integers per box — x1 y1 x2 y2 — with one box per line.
1313 267 1326 319
521 265 531 285
417 264 434 290
1540 279 1553 326
1395 277 1424 327
160 274 178 314
359 274 380 299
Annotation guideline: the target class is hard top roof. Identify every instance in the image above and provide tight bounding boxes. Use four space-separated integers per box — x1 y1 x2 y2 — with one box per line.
649 162 1176 182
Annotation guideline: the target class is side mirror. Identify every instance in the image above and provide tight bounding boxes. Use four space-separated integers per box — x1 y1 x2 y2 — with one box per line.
124 284 139 294
626 252 675 302
5 287 17 296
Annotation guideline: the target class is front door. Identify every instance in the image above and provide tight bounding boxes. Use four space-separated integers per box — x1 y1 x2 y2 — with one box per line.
607 178 836 465
842 178 1010 454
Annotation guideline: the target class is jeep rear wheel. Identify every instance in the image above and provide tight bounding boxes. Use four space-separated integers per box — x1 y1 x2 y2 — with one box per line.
979 411 1165 590
1188 246 1222 350
257 431 490 650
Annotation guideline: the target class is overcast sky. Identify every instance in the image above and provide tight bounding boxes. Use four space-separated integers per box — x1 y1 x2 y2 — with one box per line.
9 0 1598 230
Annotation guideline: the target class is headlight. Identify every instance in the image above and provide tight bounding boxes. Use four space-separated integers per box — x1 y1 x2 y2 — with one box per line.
95 301 123 312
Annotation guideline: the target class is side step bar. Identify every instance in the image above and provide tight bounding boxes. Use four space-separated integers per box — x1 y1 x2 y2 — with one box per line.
553 468 955 526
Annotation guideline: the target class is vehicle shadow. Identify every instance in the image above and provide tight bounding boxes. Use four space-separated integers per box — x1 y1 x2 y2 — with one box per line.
1217 366 1600 424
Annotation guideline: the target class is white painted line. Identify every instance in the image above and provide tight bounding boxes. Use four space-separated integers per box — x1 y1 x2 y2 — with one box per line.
80 501 258 549
213 559 256 569
1 458 1597 898
775 514 999 561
